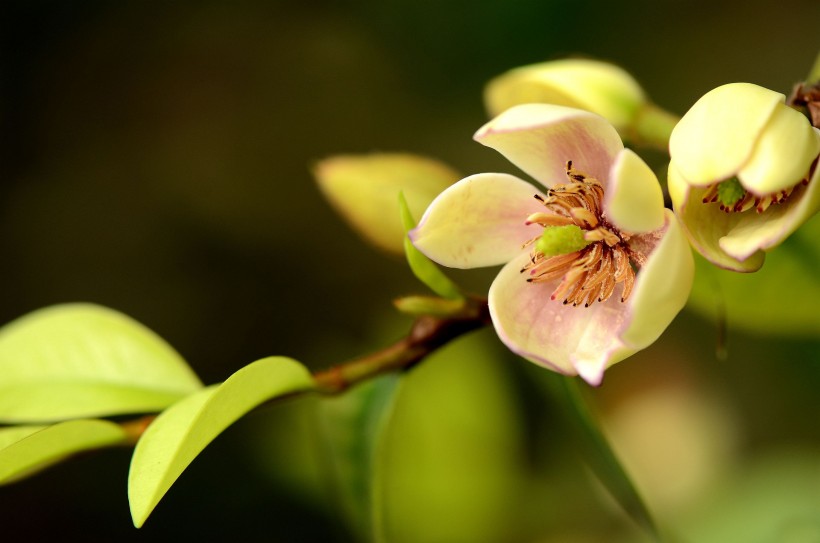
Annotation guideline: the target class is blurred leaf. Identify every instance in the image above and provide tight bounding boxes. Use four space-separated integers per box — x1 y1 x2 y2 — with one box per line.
671 449 820 543
542 374 659 541
686 215 820 337
0 419 127 485
393 295 467 317
399 192 462 300
0 304 203 423
318 375 400 539
372 332 523 543
128 356 313 528
314 153 459 254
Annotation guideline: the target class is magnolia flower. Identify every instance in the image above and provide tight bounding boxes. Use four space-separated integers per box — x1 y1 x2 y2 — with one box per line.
668 83 820 271
410 104 693 385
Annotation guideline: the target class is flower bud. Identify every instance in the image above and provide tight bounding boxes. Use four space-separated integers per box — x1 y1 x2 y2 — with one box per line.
484 59 646 132
669 83 820 271
314 153 460 254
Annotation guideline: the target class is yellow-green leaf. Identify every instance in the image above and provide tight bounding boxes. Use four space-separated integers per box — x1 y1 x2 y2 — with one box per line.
128 356 313 528
0 419 128 484
399 193 462 300
0 304 203 423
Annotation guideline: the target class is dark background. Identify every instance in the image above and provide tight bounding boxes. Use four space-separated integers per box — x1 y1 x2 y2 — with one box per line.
2 1 819 541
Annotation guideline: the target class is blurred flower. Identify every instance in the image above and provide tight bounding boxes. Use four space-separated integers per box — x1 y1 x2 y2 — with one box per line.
314 153 460 254
410 104 693 385
484 59 646 132
669 83 820 271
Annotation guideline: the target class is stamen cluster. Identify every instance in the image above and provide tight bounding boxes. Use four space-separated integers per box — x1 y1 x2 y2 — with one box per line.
520 162 636 307
701 177 810 214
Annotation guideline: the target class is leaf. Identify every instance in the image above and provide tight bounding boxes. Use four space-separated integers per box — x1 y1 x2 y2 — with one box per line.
0 304 203 423
399 192 462 300
543 374 660 541
686 215 820 337
0 419 128 484
128 356 314 528
318 375 400 539
372 332 524 543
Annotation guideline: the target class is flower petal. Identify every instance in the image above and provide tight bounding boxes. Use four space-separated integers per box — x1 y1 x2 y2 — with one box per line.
605 149 665 233
720 161 820 259
488 252 634 386
669 83 782 186
669 162 766 272
410 173 546 268
620 210 694 349
737 108 820 194
474 104 623 189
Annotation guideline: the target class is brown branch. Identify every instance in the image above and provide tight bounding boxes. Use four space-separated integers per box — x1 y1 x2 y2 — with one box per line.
312 296 491 394
116 296 491 442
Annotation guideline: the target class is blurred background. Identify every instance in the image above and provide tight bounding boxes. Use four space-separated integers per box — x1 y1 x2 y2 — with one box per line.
2 0 820 541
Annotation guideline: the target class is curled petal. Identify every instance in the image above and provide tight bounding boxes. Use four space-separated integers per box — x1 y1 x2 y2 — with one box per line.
620 210 694 349
605 149 665 233
669 163 766 272
669 83 782 186
489 252 633 386
474 104 623 189
410 173 545 268
737 107 820 194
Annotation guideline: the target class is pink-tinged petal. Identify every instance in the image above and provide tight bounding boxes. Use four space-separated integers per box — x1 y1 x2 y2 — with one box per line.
620 210 694 349
488 252 634 386
669 163 765 272
474 104 623 189
737 108 820 194
410 173 546 269
605 149 665 233
669 83 782 187
720 161 820 260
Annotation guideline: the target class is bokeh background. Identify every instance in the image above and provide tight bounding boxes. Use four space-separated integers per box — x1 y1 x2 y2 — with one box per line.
2 1 820 541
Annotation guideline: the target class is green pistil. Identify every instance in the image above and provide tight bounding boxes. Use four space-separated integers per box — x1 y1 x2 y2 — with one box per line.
536 225 591 258
717 177 745 207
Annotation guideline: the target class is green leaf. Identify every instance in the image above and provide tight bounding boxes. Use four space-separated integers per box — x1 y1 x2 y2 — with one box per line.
398 192 462 300
318 375 400 539
687 216 820 337
128 356 314 528
372 332 524 543
0 419 128 484
543 374 659 541
0 304 203 423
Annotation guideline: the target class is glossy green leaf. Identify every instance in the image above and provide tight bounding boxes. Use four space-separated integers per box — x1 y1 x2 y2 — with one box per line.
128 356 314 528
687 216 820 337
0 304 203 423
399 192 462 300
0 419 127 484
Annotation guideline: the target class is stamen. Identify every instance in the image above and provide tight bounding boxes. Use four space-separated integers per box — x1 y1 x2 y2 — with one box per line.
524 160 640 307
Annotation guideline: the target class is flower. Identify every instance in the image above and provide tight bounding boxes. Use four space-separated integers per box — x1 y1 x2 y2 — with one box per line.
484 59 646 133
410 104 694 385
668 83 820 272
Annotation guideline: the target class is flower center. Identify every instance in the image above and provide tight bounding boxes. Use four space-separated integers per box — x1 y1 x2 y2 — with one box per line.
520 161 639 307
701 175 811 214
